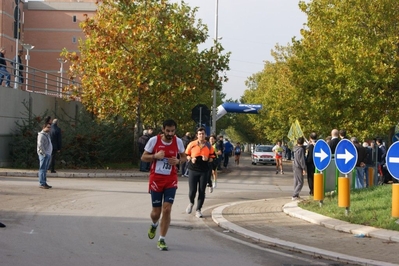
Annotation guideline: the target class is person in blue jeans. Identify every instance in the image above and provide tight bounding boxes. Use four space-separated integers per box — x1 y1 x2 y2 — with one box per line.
351 137 367 189
37 122 53 189
223 138 233 168
0 47 11 87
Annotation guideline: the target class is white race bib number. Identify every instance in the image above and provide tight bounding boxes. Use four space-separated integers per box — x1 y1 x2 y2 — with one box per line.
154 158 172 175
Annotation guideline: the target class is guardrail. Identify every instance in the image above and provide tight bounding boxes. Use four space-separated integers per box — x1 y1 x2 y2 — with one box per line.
0 57 81 101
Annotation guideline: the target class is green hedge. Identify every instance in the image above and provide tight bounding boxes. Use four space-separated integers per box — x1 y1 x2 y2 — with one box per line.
9 104 135 169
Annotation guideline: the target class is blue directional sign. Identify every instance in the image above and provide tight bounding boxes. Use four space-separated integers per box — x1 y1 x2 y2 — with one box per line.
386 141 399 181
334 139 357 174
216 103 262 121
313 139 332 171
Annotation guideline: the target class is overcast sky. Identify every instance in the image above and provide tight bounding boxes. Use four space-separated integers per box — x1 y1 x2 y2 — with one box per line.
175 0 308 101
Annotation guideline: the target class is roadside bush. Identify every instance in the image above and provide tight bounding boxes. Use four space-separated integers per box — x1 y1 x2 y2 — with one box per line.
9 103 134 169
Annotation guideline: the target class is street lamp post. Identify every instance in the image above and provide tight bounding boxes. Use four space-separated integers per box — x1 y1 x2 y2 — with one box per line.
57 58 67 96
212 0 219 135
22 44 34 92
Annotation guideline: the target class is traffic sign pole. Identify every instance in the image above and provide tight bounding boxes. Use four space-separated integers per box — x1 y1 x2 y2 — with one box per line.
312 140 332 206
385 141 399 218
334 139 358 215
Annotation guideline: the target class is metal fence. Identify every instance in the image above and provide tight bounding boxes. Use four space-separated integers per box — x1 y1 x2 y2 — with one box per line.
0 57 81 101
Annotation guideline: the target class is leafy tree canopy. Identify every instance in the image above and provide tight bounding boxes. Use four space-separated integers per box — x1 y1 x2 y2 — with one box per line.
62 0 230 135
240 0 399 143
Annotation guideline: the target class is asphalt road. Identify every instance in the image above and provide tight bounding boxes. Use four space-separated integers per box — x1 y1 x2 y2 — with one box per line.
0 155 351 266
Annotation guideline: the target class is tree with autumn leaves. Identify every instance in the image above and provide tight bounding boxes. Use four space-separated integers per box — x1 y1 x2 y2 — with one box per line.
62 0 230 136
241 0 399 144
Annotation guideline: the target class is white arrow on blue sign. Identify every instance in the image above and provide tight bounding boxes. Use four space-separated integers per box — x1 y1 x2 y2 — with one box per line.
386 141 399 181
334 139 357 174
313 139 331 171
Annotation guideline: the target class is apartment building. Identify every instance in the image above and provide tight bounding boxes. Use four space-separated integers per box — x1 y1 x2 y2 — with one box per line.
0 0 96 77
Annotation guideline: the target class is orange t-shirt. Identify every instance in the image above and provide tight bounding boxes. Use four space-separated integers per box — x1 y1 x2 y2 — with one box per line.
185 141 215 172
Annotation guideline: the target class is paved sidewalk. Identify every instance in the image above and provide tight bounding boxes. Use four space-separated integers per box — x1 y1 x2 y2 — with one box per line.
0 168 148 178
212 198 399 266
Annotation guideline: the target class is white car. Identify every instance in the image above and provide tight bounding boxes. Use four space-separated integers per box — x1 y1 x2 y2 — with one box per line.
251 145 276 165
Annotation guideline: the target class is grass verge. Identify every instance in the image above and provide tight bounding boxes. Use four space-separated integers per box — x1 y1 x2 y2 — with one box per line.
298 185 399 231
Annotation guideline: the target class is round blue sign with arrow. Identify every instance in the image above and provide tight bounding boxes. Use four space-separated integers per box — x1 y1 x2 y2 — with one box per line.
386 141 399 181
334 139 357 174
313 139 332 171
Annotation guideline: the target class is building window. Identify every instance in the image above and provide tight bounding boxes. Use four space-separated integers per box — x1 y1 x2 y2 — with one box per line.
72 37 77 43
73 15 77 23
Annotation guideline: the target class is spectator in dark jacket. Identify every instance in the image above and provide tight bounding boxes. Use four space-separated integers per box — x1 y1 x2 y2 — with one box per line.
0 47 11 87
223 138 233 168
376 138 389 184
180 132 192 177
49 119 62 173
138 130 150 172
351 137 367 189
363 142 373 187
328 129 339 156
306 132 317 195
11 49 24 84
216 135 224 170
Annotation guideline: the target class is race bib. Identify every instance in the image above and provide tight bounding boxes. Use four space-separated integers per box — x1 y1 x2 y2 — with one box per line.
154 158 172 175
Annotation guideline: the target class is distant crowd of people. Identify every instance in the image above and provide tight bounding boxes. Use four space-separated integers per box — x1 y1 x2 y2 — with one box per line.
289 128 393 201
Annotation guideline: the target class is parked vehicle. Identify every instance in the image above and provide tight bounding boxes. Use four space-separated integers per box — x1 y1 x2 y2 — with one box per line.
251 145 276 165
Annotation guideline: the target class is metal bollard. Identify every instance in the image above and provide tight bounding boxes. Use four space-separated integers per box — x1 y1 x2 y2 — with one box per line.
314 173 324 200
338 177 350 215
392 184 399 218
368 167 374 188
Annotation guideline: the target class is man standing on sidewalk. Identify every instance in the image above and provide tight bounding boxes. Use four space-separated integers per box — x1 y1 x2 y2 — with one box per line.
37 122 53 189
49 119 62 173
141 119 186 251
306 132 317 196
292 137 306 200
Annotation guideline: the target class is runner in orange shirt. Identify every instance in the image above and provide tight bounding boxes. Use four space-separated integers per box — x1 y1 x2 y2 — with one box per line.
185 127 215 218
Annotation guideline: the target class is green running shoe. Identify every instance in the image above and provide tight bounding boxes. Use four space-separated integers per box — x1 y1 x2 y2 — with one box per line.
157 239 168 251
148 224 157 239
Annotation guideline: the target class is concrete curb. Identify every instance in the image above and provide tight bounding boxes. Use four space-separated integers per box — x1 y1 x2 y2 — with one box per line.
212 199 398 266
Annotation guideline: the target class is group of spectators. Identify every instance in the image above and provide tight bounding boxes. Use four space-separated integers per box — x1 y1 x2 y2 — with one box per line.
290 128 392 201
326 129 390 188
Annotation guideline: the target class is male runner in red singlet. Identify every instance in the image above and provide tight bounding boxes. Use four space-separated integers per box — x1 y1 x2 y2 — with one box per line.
141 119 186 251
